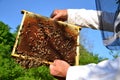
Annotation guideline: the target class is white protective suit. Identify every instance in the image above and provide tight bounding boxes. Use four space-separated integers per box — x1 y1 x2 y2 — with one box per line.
66 9 120 80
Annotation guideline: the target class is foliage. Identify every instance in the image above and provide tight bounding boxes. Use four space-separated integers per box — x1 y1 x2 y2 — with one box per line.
79 45 104 65
0 22 15 58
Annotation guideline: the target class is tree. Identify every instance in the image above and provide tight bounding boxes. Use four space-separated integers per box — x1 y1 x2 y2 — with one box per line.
79 45 104 65
0 21 15 58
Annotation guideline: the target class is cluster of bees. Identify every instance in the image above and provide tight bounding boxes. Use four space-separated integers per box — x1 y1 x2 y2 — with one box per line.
15 14 77 68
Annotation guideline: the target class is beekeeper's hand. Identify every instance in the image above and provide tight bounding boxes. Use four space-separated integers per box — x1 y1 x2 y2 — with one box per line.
49 59 70 77
50 9 68 21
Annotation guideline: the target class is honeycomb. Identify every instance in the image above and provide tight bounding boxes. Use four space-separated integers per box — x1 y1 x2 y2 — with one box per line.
13 11 79 69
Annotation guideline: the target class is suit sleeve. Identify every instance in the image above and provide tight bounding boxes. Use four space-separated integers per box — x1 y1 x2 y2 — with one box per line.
67 9 114 31
66 57 120 80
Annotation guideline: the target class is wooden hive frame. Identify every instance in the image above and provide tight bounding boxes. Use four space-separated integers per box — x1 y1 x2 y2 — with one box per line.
11 10 81 68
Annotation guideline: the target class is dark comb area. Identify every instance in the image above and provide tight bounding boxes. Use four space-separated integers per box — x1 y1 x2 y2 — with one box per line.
14 13 77 68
